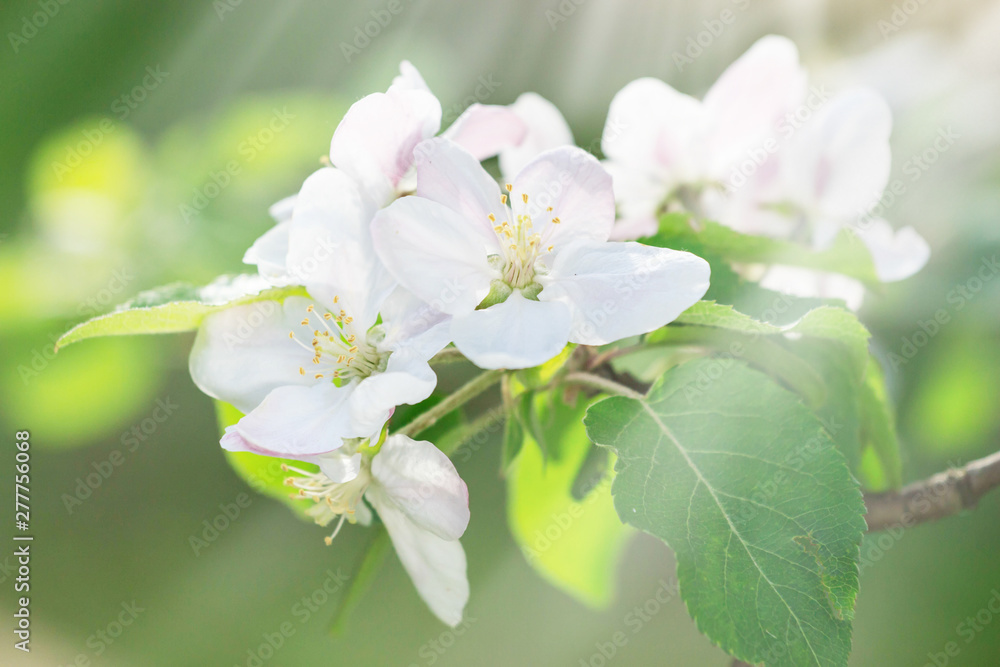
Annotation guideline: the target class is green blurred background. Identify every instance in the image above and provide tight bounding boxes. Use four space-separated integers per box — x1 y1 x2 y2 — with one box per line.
2 0 1000 665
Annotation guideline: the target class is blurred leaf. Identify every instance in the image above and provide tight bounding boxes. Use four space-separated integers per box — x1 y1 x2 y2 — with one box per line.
585 359 866 667
857 358 903 491
1 331 164 448
906 335 1000 455
56 276 306 350
507 394 631 608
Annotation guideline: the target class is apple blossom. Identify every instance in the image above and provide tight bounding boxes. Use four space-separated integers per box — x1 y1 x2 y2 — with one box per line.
371 138 710 369
275 435 470 627
601 35 807 239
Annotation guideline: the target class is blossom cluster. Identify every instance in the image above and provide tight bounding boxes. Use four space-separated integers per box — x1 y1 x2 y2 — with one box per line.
186 37 927 626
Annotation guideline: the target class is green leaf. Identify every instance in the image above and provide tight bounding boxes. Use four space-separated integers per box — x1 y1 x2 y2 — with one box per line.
856 359 903 491
652 212 879 286
673 300 781 334
507 395 632 607
585 359 866 667
56 276 306 350
786 307 870 383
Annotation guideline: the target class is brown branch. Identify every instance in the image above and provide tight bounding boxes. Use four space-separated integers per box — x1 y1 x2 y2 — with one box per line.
863 450 1000 532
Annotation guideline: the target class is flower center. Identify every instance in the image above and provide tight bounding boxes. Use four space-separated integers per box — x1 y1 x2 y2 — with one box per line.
283 461 372 545
488 185 556 292
289 300 388 384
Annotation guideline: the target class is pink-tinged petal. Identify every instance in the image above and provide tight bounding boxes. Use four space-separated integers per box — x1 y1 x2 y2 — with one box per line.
347 350 439 439
366 485 469 627
413 137 507 235
189 297 317 414
243 220 292 285
371 435 470 541
704 35 807 175
450 291 572 369
286 167 394 332
372 195 496 315
225 382 355 457
330 89 442 205
858 219 930 282
540 241 710 345
389 60 431 93
317 451 363 484
443 104 528 162
498 93 573 179
790 89 893 219
378 286 453 359
510 147 615 247
602 77 703 181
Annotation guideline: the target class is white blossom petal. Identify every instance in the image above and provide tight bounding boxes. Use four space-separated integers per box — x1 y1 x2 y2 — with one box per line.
317 451 363 484
450 291 572 369
389 60 431 93
413 137 507 236
498 93 574 179
329 88 442 205
703 35 807 176
189 297 316 414
286 167 394 331
602 77 703 184
442 104 528 162
347 349 439 439
790 89 893 222
243 220 292 286
858 219 930 282
366 485 469 627
224 382 354 457
372 195 496 315
370 435 470 541
760 265 866 311
511 146 615 247
540 241 710 345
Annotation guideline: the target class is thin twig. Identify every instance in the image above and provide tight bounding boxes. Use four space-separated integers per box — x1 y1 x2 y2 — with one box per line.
562 371 645 400
863 450 1000 532
396 369 505 439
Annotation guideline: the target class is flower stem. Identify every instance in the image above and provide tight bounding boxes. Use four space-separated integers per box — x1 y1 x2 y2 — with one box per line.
397 369 506 439
562 371 646 400
429 347 468 365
